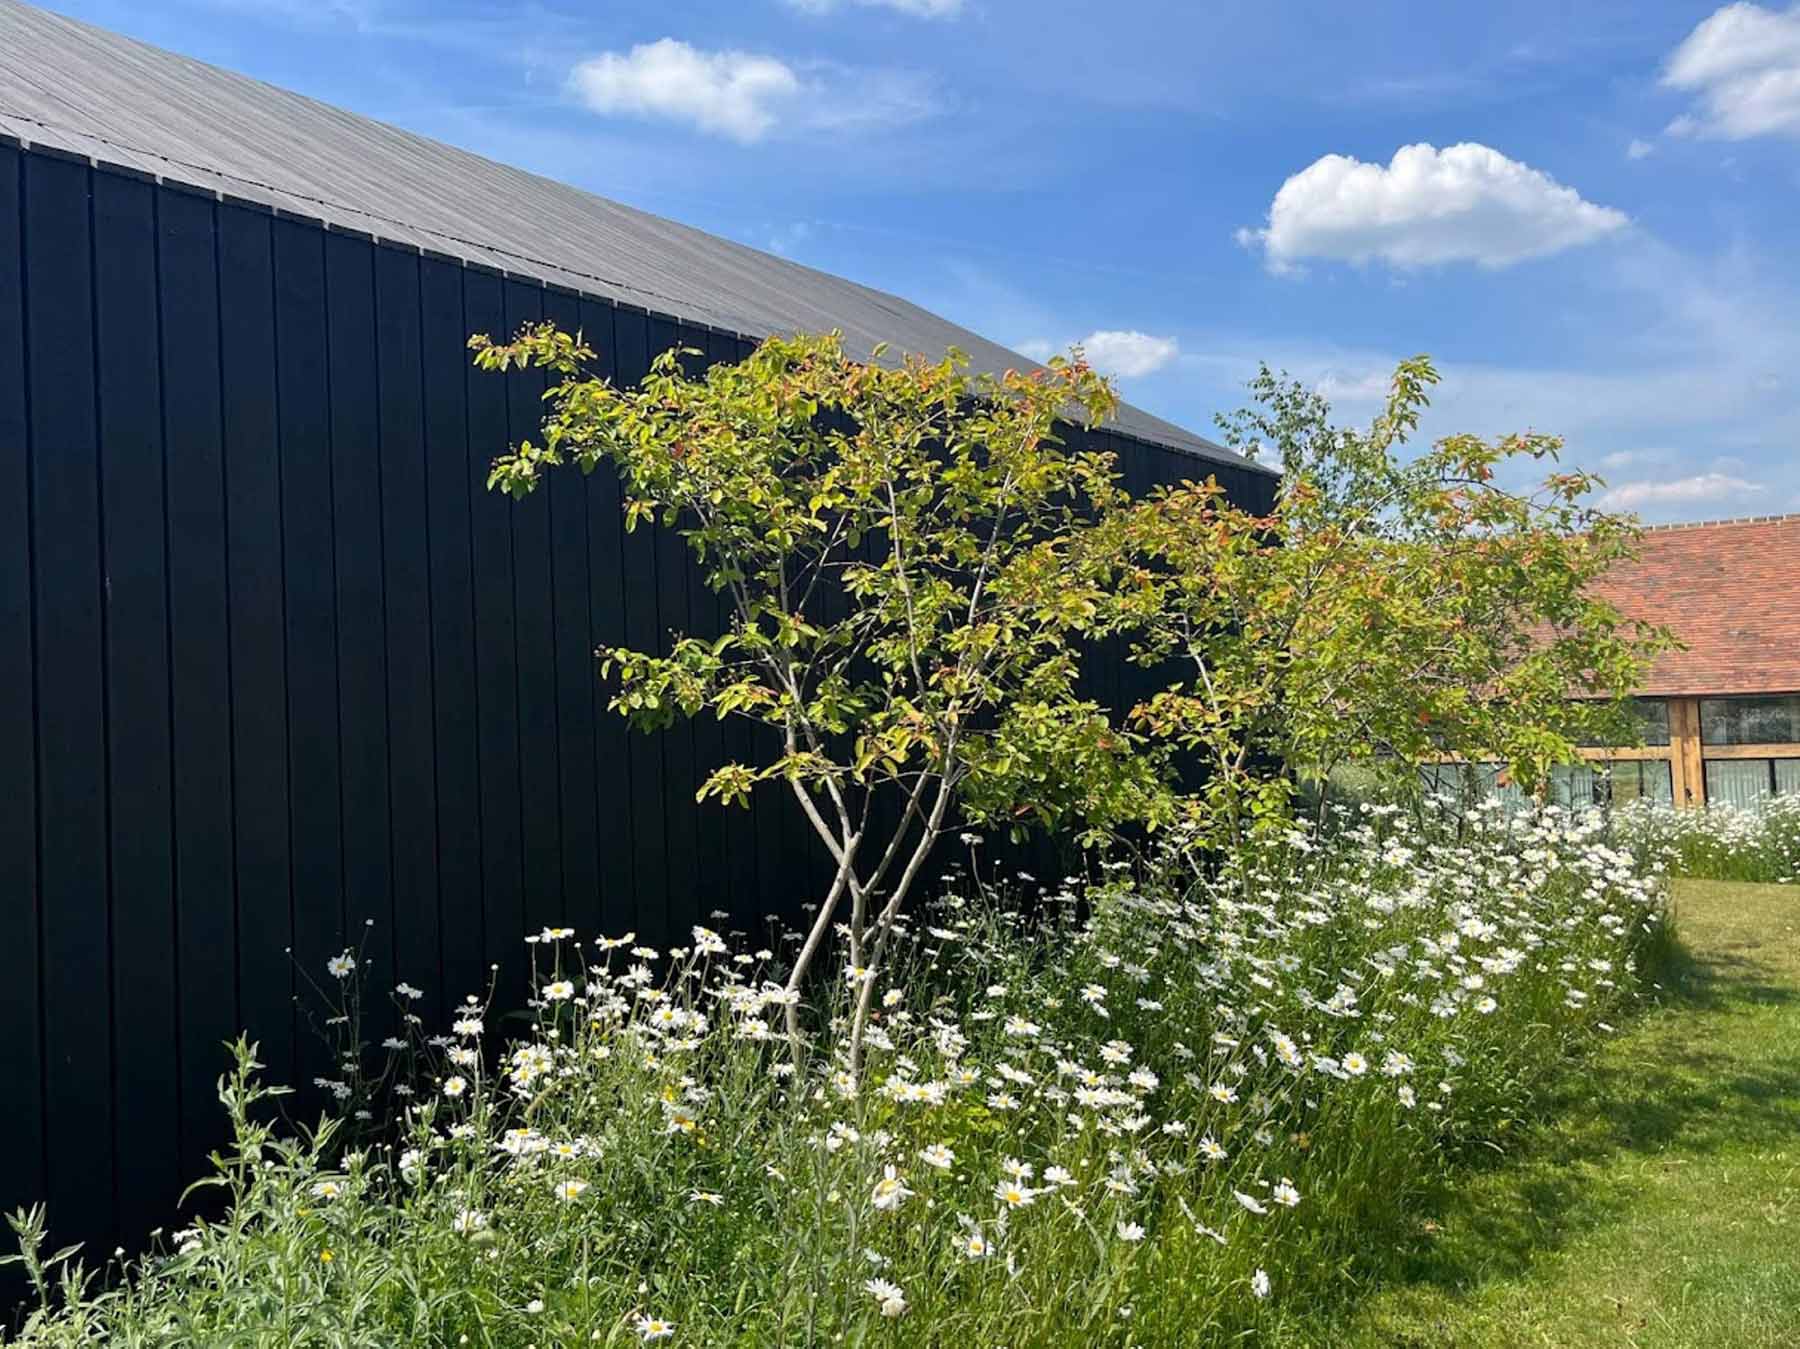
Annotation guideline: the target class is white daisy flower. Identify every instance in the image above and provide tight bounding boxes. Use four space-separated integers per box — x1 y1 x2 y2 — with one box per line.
634 1314 676 1341
870 1166 912 1212
993 1180 1037 1209
864 1277 907 1318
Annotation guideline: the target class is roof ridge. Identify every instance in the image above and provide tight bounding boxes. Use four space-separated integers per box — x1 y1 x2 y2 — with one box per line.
1638 512 1800 533
0 100 751 331
0 0 1272 475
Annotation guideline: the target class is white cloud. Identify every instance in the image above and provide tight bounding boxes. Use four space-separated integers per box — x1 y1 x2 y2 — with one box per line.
1078 330 1180 377
786 0 963 14
1014 330 1180 378
569 40 800 142
1597 471 1765 510
1663 3 1800 140
766 221 815 256
567 40 935 143
1599 448 1675 471
1626 137 1656 160
1238 142 1629 271
1314 368 1393 404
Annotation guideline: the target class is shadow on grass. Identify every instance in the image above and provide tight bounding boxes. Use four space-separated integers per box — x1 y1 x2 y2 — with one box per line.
1364 928 1800 1316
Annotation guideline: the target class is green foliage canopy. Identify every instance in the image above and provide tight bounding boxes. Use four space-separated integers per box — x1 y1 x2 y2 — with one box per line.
473 327 1173 1057
1087 356 1675 842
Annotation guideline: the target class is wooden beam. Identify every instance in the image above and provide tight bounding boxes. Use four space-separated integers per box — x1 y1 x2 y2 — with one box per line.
1669 697 1703 808
1697 742 1800 761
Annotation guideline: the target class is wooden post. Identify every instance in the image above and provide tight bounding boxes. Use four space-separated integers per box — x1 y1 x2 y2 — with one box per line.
1668 697 1704 808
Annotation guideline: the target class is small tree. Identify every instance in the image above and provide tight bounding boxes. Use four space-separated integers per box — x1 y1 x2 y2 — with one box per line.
474 329 1170 1062
1089 357 1675 842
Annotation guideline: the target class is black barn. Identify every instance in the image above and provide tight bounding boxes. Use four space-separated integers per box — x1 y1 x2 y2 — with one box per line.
0 0 1276 1268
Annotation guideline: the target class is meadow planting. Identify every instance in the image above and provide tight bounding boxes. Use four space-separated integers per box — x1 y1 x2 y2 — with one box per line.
5 798 1671 1346
1612 795 1800 885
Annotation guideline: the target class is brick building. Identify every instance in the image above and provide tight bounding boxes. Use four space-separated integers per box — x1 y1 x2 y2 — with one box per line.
1426 513 1800 808
1429 513 1800 809
1573 513 1800 808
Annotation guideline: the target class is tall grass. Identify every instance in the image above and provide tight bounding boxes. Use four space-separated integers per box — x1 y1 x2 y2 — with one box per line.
1613 797 1800 885
4 801 1670 1346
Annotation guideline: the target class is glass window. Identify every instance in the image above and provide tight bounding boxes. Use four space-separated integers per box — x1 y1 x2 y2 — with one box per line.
1601 759 1673 803
1422 759 1673 809
1420 762 1527 810
1548 763 1598 807
1704 758 1775 808
1634 700 1671 748
1699 695 1800 746
1777 759 1800 797
1574 699 1670 747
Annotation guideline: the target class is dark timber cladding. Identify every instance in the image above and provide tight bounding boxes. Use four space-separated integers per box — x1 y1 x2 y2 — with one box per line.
0 0 1278 1277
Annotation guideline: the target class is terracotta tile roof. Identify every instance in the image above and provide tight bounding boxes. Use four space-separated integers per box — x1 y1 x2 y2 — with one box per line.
1591 514 1800 698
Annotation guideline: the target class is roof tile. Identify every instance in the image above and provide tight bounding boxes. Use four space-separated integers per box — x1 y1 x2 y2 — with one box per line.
1593 515 1800 697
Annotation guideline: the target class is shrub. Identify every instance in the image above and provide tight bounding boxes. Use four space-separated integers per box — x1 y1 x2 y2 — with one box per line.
6 802 1668 1346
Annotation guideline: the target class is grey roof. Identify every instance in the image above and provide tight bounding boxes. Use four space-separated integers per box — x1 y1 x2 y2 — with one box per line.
0 0 1267 473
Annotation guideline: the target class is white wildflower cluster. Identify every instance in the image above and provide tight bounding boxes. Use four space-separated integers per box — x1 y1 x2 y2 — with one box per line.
45 801 1666 1346
1612 796 1800 887
373 801 1658 1339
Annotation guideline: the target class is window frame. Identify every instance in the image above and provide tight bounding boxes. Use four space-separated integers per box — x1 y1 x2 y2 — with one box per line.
1699 694 1800 747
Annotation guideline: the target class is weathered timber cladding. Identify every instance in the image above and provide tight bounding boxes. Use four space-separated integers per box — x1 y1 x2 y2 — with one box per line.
0 144 1279 1268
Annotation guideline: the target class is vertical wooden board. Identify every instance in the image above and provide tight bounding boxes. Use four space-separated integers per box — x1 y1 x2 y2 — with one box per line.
218 201 294 1090
750 701 787 934
674 321 723 926
159 185 238 1175
705 329 755 930
1243 463 1277 516
324 231 392 999
733 337 781 932
610 307 664 941
647 314 696 944
272 217 343 1093
1116 437 1144 720
1090 429 1123 761
727 332 774 933
579 296 635 938
93 168 179 1237
463 268 522 973
1256 468 1274 513
503 280 561 937
1118 437 1157 724
420 255 482 1008
24 151 114 1239
1070 423 1105 707
374 244 439 1005
0 142 44 1224
544 289 599 931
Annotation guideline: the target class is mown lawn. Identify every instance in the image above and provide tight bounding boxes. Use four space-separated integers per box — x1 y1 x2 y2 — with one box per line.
1318 879 1800 1347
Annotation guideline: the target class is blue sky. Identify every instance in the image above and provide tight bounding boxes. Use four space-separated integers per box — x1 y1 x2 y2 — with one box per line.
47 0 1800 521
